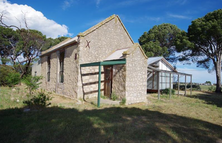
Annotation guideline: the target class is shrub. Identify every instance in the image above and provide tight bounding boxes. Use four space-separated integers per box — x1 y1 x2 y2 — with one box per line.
161 88 175 95
0 65 20 86
23 90 52 109
120 98 126 105
173 83 201 91
22 75 42 96
6 72 21 87
111 92 118 101
208 86 216 92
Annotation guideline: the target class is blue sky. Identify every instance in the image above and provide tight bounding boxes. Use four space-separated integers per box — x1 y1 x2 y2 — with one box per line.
0 0 221 83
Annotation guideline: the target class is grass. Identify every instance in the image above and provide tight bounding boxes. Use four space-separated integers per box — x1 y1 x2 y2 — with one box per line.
199 85 216 91
0 86 222 143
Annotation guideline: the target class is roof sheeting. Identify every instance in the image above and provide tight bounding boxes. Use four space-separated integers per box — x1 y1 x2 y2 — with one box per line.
104 48 128 61
147 56 176 72
41 36 78 56
147 57 163 65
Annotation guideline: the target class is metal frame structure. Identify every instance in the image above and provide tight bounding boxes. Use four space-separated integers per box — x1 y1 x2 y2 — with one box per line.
147 66 192 99
80 59 126 107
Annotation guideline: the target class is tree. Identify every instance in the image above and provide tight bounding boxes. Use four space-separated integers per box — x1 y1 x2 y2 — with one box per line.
139 23 181 62
176 9 222 93
42 36 69 51
0 13 46 78
0 26 19 64
205 81 212 85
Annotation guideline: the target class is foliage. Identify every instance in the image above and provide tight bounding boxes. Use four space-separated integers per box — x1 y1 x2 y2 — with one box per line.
23 90 52 109
205 81 212 85
208 86 216 92
101 94 107 99
6 72 21 87
175 9 222 93
0 15 46 78
111 92 118 101
42 36 69 51
173 84 201 91
22 75 42 96
139 23 181 62
0 26 19 65
161 88 175 95
0 64 20 86
120 98 126 105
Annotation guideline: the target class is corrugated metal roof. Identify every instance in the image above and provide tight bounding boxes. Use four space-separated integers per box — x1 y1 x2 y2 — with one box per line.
104 48 128 61
41 36 78 56
147 57 163 65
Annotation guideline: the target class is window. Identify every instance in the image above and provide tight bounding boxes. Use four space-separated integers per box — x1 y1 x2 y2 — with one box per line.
47 55 50 82
59 51 64 83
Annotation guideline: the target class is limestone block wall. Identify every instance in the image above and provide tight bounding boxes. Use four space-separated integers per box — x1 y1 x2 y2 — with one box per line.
56 44 79 98
77 17 133 99
125 47 147 104
41 53 58 92
41 56 47 90
41 44 79 99
112 64 126 99
79 18 133 64
80 66 104 99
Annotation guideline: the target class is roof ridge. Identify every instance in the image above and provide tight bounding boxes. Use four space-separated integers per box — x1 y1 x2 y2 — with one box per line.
123 43 148 59
78 14 134 44
41 38 71 55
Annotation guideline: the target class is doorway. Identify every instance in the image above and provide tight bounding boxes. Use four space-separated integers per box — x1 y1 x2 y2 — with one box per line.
104 65 113 98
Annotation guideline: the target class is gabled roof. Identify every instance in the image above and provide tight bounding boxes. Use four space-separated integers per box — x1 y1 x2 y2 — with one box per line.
41 37 78 56
123 43 148 59
104 48 129 61
41 14 134 56
78 14 134 44
147 56 176 72
103 43 147 61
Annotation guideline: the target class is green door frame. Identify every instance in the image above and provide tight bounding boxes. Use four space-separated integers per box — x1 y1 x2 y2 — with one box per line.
80 59 126 107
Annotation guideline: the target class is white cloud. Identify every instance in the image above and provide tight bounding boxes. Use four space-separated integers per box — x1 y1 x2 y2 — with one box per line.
120 15 161 24
167 13 191 19
0 0 71 38
62 0 74 10
96 0 102 7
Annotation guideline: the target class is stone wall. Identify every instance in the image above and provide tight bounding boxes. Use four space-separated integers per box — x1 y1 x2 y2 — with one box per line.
41 44 79 99
125 46 147 104
112 64 126 99
77 17 133 99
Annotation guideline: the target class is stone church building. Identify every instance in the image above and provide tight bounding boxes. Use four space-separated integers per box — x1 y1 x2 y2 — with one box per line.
40 14 147 104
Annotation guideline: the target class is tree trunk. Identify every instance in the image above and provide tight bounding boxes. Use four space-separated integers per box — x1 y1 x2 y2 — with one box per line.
215 60 221 93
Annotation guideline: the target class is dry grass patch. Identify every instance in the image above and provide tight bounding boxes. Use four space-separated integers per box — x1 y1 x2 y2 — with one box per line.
0 86 222 143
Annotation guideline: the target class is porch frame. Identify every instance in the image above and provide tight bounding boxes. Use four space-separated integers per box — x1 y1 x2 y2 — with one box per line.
80 59 126 107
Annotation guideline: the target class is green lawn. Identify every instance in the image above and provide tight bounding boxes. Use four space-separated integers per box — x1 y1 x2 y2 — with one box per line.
0 86 222 143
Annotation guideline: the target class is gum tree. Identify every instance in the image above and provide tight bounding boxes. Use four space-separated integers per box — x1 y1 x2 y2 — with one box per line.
139 23 181 62
176 9 222 93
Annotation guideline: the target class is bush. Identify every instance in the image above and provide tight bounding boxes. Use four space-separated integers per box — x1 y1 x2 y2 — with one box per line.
111 92 118 101
173 83 201 91
120 98 126 105
208 86 216 92
23 90 52 109
6 72 21 87
22 75 42 96
161 88 175 95
0 65 21 86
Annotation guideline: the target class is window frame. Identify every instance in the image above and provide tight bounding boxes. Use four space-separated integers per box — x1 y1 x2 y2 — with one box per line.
47 55 51 82
59 51 65 83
